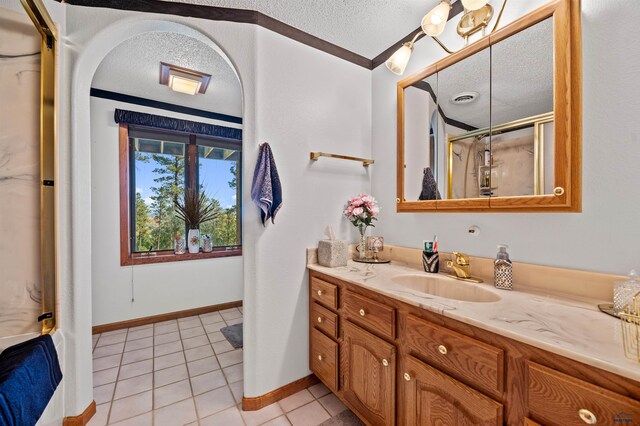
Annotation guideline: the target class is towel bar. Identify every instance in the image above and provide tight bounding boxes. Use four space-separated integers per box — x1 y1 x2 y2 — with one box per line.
310 152 374 167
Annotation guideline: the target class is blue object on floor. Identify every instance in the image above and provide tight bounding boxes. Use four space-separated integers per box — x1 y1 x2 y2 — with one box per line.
0 334 63 426
220 323 243 349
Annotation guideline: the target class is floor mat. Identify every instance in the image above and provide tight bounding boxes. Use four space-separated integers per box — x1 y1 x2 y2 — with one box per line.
220 323 243 348
319 410 363 426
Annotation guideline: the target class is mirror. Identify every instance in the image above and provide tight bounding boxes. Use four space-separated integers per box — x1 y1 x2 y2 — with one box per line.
490 18 554 197
403 73 442 202
438 47 491 200
397 0 581 212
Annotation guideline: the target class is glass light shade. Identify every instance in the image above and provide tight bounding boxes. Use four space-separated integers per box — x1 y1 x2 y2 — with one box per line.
168 71 202 95
461 0 490 11
385 43 414 75
421 1 451 37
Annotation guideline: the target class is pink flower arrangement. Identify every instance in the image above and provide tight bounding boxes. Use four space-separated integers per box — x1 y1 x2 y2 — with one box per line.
344 193 379 231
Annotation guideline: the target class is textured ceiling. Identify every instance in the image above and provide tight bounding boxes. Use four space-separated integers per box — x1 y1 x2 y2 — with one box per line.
436 17 553 129
159 0 446 58
92 31 242 117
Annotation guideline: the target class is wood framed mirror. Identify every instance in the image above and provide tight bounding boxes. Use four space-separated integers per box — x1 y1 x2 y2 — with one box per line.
397 0 581 213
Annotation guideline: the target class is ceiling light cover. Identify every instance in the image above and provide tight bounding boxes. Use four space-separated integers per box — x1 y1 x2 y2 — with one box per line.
159 63 212 95
168 70 202 95
385 42 414 75
461 0 490 11
421 1 452 37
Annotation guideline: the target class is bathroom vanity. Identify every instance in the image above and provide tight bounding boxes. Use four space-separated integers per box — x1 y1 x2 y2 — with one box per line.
307 254 640 425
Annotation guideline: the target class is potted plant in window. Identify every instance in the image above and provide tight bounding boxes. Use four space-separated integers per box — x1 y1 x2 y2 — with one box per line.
174 188 219 254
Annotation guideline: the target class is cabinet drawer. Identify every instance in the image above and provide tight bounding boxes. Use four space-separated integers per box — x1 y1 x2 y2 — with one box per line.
312 303 339 339
311 277 339 311
311 328 339 392
528 362 640 426
344 291 395 339
405 314 504 395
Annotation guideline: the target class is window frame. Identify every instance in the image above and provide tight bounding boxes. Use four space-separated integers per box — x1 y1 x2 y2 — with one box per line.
119 123 242 266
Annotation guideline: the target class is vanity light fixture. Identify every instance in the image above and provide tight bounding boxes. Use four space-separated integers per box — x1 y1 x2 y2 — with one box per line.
159 62 211 95
385 0 508 75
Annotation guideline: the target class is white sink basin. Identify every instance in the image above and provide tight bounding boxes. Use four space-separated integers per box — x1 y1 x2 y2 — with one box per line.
392 274 501 303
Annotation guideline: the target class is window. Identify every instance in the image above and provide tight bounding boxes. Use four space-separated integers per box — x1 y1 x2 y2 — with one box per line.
119 123 242 265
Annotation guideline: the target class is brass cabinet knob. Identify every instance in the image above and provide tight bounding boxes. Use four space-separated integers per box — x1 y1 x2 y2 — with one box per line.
403 373 411 381
438 345 448 355
317 290 323 296
578 409 597 424
317 355 323 361
317 316 323 323
359 309 366 316
554 186 565 196
382 359 389 367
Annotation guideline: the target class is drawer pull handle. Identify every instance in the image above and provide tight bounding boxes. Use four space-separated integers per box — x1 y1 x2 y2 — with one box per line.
438 345 448 355
403 373 411 381
554 186 565 196
317 290 323 296
317 316 323 323
359 309 366 316
382 359 389 367
317 355 323 361
578 409 597 424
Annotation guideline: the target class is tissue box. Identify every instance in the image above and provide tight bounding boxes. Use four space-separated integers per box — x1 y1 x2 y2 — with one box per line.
318 240 348 267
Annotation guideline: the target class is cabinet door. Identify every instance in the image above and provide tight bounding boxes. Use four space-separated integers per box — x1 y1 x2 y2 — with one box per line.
343 321 396 426
404 356 503 426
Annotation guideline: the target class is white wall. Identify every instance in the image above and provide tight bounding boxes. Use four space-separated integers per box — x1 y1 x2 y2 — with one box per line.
55 7 257 415
372 0 640 275
246 26 371 395
56 1 371 414
89 97 243 326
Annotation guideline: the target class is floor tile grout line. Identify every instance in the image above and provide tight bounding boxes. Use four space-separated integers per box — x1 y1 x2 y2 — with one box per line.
151 326 156 426
188 315 203 422
103 327 129 425
92 310 258 426
172 313 197 424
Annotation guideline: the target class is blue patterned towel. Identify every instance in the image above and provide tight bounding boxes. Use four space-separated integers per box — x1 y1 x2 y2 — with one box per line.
251 143 282 225
418 167 441 200
0 334 63 426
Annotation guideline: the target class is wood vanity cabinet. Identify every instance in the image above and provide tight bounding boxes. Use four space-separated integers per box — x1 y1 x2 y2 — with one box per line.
404 355 503 425
308 270 640 426
343 321 396 426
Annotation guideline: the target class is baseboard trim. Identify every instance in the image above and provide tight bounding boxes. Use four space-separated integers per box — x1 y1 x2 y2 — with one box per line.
62 400 96 426
92 301 242 334
242 374 319 411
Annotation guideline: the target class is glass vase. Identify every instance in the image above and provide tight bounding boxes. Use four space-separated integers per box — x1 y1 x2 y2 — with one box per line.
358 226 367 260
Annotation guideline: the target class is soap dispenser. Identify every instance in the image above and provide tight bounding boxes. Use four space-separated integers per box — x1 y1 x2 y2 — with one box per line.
494 245 513 290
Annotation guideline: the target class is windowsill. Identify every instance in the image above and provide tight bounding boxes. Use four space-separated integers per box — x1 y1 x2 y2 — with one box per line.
122 247 242 266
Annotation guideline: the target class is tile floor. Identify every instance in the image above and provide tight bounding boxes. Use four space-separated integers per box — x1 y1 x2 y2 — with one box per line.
89 307 361 425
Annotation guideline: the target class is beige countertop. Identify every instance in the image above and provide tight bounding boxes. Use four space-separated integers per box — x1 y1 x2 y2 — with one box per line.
307 255 640 382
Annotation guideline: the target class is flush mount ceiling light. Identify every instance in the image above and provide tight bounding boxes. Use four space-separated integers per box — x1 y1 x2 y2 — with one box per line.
385 0 508 75
160 62 211 95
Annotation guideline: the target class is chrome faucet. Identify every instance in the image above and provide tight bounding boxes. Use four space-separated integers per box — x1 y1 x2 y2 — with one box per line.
446 252 483 283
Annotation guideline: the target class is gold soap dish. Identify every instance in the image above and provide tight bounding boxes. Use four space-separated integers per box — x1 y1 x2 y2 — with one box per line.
620 293 640 362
